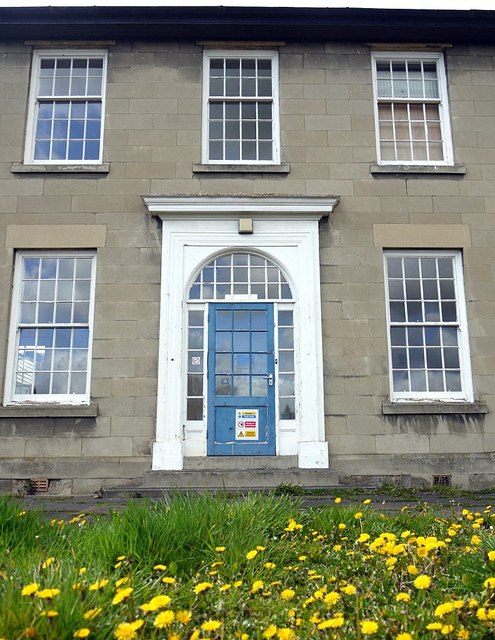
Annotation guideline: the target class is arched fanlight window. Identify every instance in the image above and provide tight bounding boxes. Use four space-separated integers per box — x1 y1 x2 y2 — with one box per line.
188 252 293 301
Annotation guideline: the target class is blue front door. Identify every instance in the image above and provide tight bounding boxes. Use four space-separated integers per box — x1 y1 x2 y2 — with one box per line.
207 303 276 455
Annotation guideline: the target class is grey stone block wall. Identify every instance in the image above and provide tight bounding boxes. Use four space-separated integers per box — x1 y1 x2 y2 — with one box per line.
0 40 494 492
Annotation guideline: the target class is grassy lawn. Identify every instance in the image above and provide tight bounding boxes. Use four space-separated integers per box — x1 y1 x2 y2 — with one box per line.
1 492 495 639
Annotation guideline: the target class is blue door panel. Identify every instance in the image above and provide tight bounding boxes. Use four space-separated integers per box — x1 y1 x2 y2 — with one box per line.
207 303 275 456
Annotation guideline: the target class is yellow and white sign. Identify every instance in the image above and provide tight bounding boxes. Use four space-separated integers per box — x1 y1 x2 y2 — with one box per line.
236 409 259 440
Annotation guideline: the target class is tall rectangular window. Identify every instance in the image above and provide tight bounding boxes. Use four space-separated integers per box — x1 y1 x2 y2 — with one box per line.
202 50 280 164
25 50 107 164
384 251 472 402
4 252 96 405
372 52 453 165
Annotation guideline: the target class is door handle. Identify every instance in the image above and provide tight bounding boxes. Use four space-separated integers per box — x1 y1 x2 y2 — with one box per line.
265 373 273 386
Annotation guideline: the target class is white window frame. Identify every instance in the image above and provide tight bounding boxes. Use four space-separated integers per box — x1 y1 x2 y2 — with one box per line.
371 51 454 166
24 49 107 165
4 251 97 406
384 250 473 403
201 49 280 165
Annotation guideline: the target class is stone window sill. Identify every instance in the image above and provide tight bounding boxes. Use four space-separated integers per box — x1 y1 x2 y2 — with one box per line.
11 163 110 174
0 402 98 418
370 163 466 176
193 163 290 174
382 401 488 415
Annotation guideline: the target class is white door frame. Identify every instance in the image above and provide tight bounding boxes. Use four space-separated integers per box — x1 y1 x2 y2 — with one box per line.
142 196 339 470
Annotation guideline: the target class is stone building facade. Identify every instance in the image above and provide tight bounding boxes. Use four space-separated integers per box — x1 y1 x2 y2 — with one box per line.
0 6 494 494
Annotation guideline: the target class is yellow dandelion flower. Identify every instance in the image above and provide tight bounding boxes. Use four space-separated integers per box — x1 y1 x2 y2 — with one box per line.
79 567 87 576
153 564 167 571
335 497 342 504
257 545 266 551
220 584 231 591
251 580 264 593
194 581 213 593
201 620 222 632
333 544 342 551
18 510 27 517
363 499 372 504
483 577 495 588
435 602 455 617
21 583 39 596
234 580 243 587
73 630 91 638
265 562 276 569
426 623 442 630
263 626 278 639
441 625 454 635
396 592 411 603
115 577 129 587
354 512 363 519
246 550 258 560
324 591 340 606
89 579 109 591
476 608 488 621
407 565 419 576
140 594 172 611
340 584 356 595
280 588 295 600
215 546 225 552
396 634 413 640
176 610 192 624
458 629 469 640
161 576 176 584
357 533 370 543
113 621 142 640
41 610 59 618
317 615 345 629
153 610 175 628
112 587 133 605
360 620 379 635
36 588 61 599
83 608 102 620
277 629 295 640
488 551 495 562
413 575 431 590
41 557 55 569
338 523 346 530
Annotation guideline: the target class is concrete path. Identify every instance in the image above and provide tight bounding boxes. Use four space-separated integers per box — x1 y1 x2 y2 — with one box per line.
12 490 495 521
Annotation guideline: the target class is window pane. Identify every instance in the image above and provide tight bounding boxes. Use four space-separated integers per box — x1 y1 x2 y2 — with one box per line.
280 398 295 420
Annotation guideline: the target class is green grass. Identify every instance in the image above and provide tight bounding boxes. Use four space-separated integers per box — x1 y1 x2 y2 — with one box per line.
1 493 495 639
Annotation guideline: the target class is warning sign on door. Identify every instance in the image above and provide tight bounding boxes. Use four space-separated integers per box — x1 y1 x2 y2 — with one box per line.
236 409 259 440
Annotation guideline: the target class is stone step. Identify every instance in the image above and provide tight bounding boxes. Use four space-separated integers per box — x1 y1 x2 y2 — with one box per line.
183 456 299 471
104 468 339 498
138 467 339 491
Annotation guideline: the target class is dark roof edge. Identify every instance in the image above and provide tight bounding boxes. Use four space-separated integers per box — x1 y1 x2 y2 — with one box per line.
1 6 495 44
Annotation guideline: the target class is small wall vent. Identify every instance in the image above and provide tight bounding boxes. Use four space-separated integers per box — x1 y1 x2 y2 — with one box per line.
30 478 49 493
432 474 451 487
